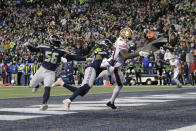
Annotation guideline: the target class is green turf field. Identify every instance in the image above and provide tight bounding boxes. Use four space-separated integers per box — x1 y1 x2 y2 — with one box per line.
0 85 195 98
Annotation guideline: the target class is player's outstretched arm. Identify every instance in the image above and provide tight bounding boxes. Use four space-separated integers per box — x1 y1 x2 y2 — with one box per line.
120 49 139 59
65 54 86 61
120 50 149 59
82 42 95 56
24 42 40 52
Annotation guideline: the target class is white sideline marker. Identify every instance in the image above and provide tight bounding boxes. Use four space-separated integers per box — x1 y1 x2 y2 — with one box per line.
0 115 50 121
168 124 196 131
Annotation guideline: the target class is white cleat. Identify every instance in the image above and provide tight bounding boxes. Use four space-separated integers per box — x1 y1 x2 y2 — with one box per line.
62 99 71 111
32 88 38 93
52 78 63 87
40 104 48 111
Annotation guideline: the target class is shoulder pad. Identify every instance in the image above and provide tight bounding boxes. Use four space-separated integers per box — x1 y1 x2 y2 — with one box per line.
38 45 50 48
57 48 66 52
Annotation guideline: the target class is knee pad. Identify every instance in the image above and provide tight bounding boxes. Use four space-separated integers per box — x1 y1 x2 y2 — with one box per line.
78 84 91 96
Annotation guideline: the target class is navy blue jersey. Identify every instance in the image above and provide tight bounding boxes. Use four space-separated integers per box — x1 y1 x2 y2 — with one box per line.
90 47 109 76
39 45 66 71
90 47 109 69
27 44 86 71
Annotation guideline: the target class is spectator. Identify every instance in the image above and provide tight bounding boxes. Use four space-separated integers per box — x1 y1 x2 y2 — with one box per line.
148 57 155 74
184 62 189 84
1 60 9 84
156 59 164 85
23 61 31 86
32 59 39 75
60 67 70 84
9 61 18 85
164 60 172 85
134 59 142 85
164 49 172 61
77 64 84 85
179 60 185 85
190 59 196 86
142 56 149 74
17 61 22 85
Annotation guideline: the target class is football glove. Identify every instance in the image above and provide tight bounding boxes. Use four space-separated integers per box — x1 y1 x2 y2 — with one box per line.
139 51 149 57
108 59 117 66
24 41 30 46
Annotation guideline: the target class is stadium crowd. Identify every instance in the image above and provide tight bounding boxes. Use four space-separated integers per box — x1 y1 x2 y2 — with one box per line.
0 0 195 86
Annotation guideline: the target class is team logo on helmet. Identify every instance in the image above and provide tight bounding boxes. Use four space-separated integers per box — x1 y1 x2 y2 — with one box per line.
120 28 133 41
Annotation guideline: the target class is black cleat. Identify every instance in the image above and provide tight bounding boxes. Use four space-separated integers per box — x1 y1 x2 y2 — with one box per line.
106 101 117 109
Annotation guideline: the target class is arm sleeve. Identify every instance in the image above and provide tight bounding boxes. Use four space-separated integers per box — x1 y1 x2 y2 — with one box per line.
27 44 40 52
66 54 86 61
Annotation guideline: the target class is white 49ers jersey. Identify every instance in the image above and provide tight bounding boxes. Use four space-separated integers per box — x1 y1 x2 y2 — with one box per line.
110 37 128 67
170 59 179 72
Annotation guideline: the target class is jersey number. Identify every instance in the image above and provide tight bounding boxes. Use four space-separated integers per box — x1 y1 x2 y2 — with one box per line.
45 51 59 64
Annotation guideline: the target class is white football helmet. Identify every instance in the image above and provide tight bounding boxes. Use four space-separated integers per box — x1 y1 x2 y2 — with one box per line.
120 28 133 42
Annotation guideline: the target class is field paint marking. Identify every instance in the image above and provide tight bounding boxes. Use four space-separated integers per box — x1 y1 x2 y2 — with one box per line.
0 115 50 121
0 107 77 115
185 92 196 95
116 98 174 103
168 124 196 131
132 93 196 99
1 92 196 121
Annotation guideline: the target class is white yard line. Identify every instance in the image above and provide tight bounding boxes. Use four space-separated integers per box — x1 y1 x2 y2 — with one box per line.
168 124 196 131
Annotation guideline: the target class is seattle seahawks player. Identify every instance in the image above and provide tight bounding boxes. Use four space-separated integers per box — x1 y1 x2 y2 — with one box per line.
52 39 112 111
25 35 86 111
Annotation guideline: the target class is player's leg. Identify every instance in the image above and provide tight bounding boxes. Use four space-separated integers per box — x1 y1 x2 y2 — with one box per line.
29 66 44 93
52 78 78 92
97 69 109 79
63 67 96 111
107 67 124 109
173 71 182 88
40 70 55 111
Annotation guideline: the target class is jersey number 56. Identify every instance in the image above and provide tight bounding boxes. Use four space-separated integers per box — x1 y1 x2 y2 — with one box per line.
45 51 59 64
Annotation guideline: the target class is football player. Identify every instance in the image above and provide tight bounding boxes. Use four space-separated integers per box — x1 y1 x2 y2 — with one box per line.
170 55 182 88
96 28 149 109
52 39 112 111
24 35 87 111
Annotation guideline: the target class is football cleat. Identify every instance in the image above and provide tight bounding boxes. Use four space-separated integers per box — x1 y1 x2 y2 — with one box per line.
40 104 48 111
32 88 38 93
52 78 63 87
106 101 117 109
63 99 71 111
177 84 182 88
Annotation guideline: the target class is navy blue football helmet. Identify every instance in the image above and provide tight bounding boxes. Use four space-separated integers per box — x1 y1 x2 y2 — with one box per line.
50 35 61 47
